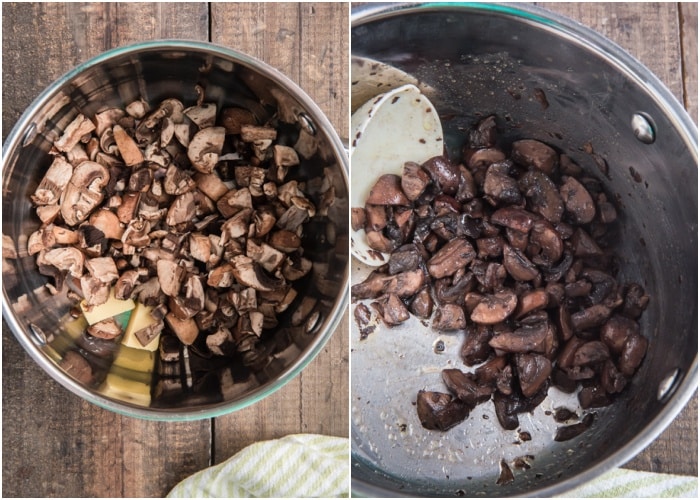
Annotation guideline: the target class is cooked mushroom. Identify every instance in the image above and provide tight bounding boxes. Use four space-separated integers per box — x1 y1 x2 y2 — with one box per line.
559 175 596 224
416 390 471 431
518 169 564 223
433 303 467 331
426 238 476 279
511 139 557 175
470 290 517 325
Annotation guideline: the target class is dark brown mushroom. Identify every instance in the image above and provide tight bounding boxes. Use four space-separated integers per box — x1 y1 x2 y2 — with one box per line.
518 169 564 223
511 139 557 175
618 333 648 376
600 315 639 354
460 324 493 366
502 245 539 282
442 369 493 406
366 174 410 206
515 353 552 397
559 175 596 224
426 238 476 279
401 161 431 201
483 161 522 206
421 156 460 195
432 303 466 331
416 390 471 431
471 290 517 325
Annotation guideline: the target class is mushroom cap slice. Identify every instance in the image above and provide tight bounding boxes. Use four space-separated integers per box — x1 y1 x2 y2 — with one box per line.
60 161 110 227
187 126 225 174
32 156 73 206
230 254 285 292
470 290 517 325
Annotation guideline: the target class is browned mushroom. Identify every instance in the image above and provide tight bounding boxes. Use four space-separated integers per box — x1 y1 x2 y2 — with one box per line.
366 174 410 206
416 390 471 431
511 139 557 175
518 169 564 223
470 290 517 325
515 353 552 397
559 175 596 224
426 238 476 279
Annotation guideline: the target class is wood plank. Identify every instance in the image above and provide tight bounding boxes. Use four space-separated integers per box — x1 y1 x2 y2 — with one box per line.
210 1 350 463
535 2 698 477
536 2 685 104
680 2 698 123
1 3 212 497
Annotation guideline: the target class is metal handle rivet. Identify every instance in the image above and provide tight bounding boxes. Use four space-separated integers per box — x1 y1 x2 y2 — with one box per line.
631 113 655 144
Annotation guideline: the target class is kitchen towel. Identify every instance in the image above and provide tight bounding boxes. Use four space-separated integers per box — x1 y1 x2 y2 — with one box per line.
167 433 348 498
558 467 698 498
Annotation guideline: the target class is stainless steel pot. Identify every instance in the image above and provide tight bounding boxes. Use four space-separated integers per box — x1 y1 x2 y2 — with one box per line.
2 40 349 420
350 3 697 496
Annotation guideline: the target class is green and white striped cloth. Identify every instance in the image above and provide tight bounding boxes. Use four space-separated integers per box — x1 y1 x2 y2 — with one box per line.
558 468 698 498
167 434 348 498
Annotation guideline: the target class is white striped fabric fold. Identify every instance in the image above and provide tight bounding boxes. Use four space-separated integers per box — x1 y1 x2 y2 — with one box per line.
167 434 349 498
558 468 698 498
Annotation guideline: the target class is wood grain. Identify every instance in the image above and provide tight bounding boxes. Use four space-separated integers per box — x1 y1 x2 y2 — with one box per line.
536 1 698 477
210 2 350 463
2 3 212 498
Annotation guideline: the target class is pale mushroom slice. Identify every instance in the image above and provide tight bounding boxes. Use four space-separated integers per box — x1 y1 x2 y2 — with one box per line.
60 161 110 226
54 114 96 153
350 84 443 266
187 126 225 174
32 155 73 206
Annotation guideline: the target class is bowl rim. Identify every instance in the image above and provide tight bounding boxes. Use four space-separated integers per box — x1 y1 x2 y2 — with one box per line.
350 2 698 497
2 39 349 421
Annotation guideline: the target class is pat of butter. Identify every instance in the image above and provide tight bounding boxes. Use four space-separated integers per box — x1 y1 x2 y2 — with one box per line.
121 302 160 351
113 345 156 373
80 289 135 325
99 371 151 406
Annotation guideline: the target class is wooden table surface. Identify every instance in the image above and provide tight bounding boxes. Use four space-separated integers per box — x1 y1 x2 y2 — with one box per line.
2 3 348 497
2 2 697 498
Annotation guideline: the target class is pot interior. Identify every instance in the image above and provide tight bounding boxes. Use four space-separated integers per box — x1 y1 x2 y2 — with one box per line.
351 5 697 497
2 42 348 419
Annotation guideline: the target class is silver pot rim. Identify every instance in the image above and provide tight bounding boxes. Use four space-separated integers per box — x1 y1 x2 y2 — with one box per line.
350 3 697 497
2 39 349 421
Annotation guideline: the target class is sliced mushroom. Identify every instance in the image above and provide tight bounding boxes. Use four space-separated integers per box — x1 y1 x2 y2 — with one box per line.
426 238 476 279
184 102 217 128
433 303 467 331
515 353 552 397
511 139 557 175
502 245 539 281
85 257 119 284
366 174 410 206
87 317 123 340
165 312 198 345
54 114 96 153
32 156 74 206
559 175 596 224
221 107 257 134
246 239 285 273
416 390 471 431
187 126 225 174
230 254 285 292
156 260 185 297
166 191 197 227
112 124 144 166
60 161 110 226
89 209 124 240
40 247 85 277
471 290 517 325
518 169 564 223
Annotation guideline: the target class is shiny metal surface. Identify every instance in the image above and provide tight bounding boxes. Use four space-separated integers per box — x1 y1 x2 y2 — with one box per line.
351 3 697 497
2 40 349 420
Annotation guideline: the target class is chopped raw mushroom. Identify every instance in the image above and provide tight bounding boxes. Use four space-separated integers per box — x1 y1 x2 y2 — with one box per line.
32 156 73 206
87 317 123 340
54 114 96 153
113 124 144 166
60 161 110 226
187 126 225 173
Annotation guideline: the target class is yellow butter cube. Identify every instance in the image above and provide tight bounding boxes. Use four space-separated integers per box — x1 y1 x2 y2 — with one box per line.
80 289 135 325
99 371 151 406
121 302 161 351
